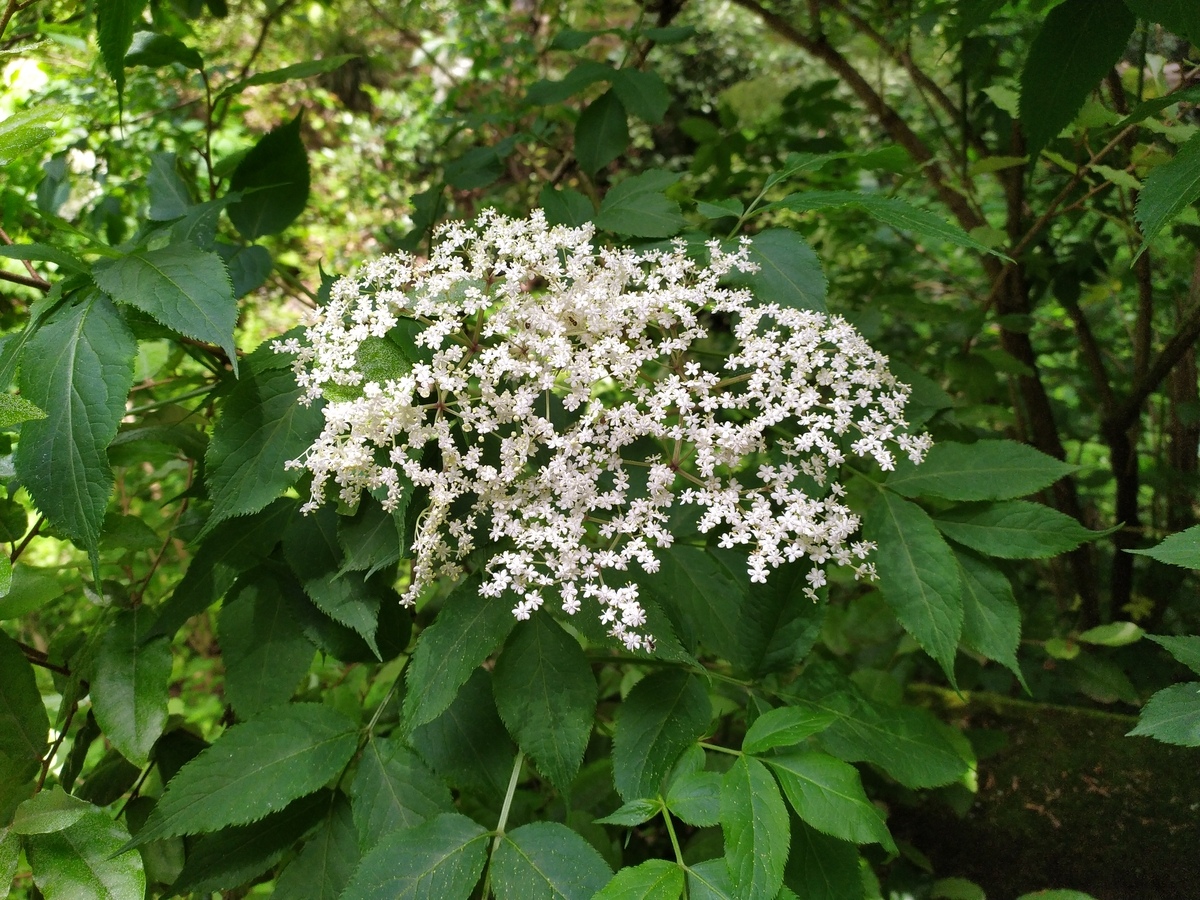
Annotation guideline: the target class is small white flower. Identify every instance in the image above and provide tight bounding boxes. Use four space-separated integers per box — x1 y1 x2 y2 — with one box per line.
286 210 929 650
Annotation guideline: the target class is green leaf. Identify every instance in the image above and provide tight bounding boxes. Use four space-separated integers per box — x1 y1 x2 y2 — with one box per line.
402 578 519 729
492 613 596 790
1130 525 1200 569
340 812 489 900
1077 621 1144 647
685 859 735 900
613 670 711 801
864 493 962 681
410 667 516 800
595 859 685 900
149 498 295 640
302 571 381 659
594 169 686 238
92 245 237 374
743 706 837 755
220 576 314 718
611 69 671 124
273 793 360 900
491 821 613 900
0 394 45 429
338 493 404 578
1128 682 1200 747
134 704 358 843
0 243 87 275
445 146 504 190
13 293 136 571
169 791 328 895
228 114 310 239
26 807 145 899
124 31 202 70
95 0 147 107
1121 0 1200 45
216 55 357 101
934 501 1110 559
1018 0 1134 159
222 243 273 297
576 90 629 175
810 690 968 789
784 819 863 900
1136 132 1200 252
204 363 323 530
0 105 66 166
720 756 788 900
956 552 1026 688
349 735 452 850
593 799 660 827
1147 634 1200 676
11 789 91 835
525 60 614 105
697 198 743 219
664 767 721 827
723 229 827 313
767 751 894 851
1118 83 1200 127
886 440 1076 501
0 828 17 896
1015 892 1100 900
89 607 171 766
539 186 594 228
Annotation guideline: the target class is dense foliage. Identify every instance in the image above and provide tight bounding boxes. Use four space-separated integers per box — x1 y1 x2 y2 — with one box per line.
1 0 1199 898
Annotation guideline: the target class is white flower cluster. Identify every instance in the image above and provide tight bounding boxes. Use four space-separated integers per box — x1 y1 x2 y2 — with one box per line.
279 210 930 652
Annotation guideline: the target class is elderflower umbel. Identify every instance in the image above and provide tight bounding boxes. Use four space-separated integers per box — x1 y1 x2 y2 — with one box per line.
279 210 931 652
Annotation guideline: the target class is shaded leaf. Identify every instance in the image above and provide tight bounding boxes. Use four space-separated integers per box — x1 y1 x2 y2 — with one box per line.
593 799 660 827
302 571 381 659
576 90 628 175
273 793 360 900
864 493 962 681
340 812 488 900
90 606 171 765
349 736 452 851
611 69 671 123
410 667 516 799
491 821 612 900
204 363 323 530
492 613 596 790
784 818 863 900
1147 634 1200 676
613 670 711 801
220 576 314 718
539 186 593 228
169 791 328 895
0 630 49 768
228 114 310 239
11 789 91 835
685 859 735 900
96 0 146 107
957 551 1026 688
134 704 358 842
124 31 202 70
402 578 518 729
1018 0 1134 159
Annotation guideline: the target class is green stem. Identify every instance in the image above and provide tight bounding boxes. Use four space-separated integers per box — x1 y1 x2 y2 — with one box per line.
662 804 685 866
698 741 742 758
481 749 525 898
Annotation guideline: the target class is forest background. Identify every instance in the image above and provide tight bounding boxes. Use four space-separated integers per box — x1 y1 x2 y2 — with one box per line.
1 0 1199 898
